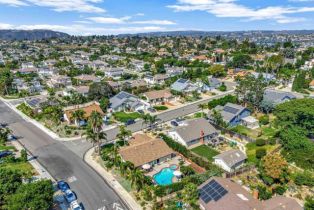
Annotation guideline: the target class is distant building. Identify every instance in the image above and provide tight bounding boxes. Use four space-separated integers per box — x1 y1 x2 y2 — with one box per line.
213 149 247 172
109 91 150 112
143 89 174 105
170 78 198 93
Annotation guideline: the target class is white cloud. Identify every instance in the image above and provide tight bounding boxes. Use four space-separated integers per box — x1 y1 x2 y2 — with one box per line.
87 16 131 24
168 0 314 23
0 22 167 35
132 20 176 25
0 0 105 13
0 23 14 29
87 16 176 25
0 0 27 6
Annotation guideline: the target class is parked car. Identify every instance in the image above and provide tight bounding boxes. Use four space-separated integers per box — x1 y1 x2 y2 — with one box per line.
0 122 8 127
137 110 144 114
7 134 17 141
147 107 156 113
125 119 135 126
70 201 83 210
170 120 179 127
0 151 13 159
57 180 70 192
64 190 77 203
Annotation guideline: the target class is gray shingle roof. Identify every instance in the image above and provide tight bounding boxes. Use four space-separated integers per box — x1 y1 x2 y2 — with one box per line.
214 103 247 123
173 118 218 143
214 149 247 168
110 91 140 110
263 89 296 104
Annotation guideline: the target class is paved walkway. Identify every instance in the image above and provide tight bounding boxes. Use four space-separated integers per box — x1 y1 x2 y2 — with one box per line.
84 148 142 210
10 140 55 181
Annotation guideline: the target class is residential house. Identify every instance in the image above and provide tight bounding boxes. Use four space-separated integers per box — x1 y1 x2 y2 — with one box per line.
251 72 276 82
143 89 174 105
15 67 38 75
263 89 297 105
123 79 148 90
107 80 122 91
213 149 247 172
198 177 302 210
63 101 104 126
109 91 150 112
63 86 90 97
24 97 57 113
168 118 219 148
104 68 124 79
21 62 34 69
208 77 222 90
91 60 108 70
74 74 100 85
211 103 251 127
37 67 57 77
144 74 169 85
118 134 175 168
49 75 72 88
170 79 199 93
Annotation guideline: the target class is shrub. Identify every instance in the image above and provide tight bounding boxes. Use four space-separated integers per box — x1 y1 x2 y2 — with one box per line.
256 139 266 146
273 185 286 195
269 138 276 145
153 105 168 111
257 185 272 200
294 171 314 187
256 148 267 159
259 115 270 125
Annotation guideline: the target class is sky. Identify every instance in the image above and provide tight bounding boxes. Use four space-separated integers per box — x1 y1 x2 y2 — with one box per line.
0 0 314 35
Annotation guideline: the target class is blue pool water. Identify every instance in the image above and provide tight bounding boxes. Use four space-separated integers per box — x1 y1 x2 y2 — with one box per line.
153 165 177 185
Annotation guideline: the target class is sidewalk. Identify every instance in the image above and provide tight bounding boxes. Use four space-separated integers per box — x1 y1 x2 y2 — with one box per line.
0 97 82 141
84 148 142 210
10 140 55 181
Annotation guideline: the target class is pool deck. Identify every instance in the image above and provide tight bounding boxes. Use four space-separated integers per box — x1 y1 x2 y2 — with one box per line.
145 156 189 177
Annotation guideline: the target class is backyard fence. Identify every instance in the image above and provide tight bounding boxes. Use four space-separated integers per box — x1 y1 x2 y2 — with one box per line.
225 165 256 178
210 122 256 143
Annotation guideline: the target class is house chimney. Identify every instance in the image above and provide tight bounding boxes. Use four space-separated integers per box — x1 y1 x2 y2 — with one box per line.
200 130 205 144
253 190 259 200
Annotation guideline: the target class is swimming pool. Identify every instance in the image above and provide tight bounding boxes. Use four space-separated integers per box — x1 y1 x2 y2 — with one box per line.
153 165 177 186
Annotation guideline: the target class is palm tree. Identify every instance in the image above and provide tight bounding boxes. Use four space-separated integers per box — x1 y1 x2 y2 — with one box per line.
130 168 145 192
71 109 86 126
198 103 207 117
88 111 105 155
81 126 97 151
0 127 11 143
117 125 132 145
141 114 151 131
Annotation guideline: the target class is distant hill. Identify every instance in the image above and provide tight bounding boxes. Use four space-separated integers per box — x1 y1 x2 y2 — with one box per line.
0 29 70 40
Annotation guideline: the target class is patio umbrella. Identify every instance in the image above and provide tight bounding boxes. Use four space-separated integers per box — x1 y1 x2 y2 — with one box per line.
142 164 151 170
173 170 182 177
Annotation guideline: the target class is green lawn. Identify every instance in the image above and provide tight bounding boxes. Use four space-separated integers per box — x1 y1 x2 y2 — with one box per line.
191 145 219 161
246 142 277 164
113 112 142 123
0 145 15 151
260 127 277 139
0 162 35 177
153 105 168 111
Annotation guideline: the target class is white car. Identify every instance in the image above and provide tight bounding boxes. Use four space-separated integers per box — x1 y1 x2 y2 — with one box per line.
70 201 83 210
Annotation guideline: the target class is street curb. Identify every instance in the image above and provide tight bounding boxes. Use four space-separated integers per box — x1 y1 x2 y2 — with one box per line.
82 147 134 210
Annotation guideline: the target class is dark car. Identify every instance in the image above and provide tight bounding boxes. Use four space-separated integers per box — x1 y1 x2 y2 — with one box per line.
125 119 135 126
7 134 17 141
64 190 77 203
57 180 70 192
147 107 156 113
0 151 13 159
170 120 179 127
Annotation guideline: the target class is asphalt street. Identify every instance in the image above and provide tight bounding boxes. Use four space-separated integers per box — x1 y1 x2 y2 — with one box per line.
0 100 127 210
104 89 235 141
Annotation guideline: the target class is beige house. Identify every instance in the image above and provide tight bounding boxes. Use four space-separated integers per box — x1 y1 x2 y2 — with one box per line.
143 89 174 105
118 134 175 168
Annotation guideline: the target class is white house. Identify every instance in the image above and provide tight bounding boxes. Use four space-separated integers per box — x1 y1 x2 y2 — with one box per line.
213 149 247 173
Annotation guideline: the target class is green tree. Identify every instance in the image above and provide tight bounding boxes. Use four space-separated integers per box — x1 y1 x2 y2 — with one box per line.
305 196 314 210
88 81 113 101
0 68 14 95
71 109 86 126
130 168 145 192
87 111 106 155
182 183 199 209
4 180 53 210
117 125 132 145
209 64 226 77
0 169 22 204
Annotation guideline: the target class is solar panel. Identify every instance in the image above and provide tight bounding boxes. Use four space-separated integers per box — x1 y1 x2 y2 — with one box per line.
199 180 228 204
223 106 239 114
117 92 129 99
